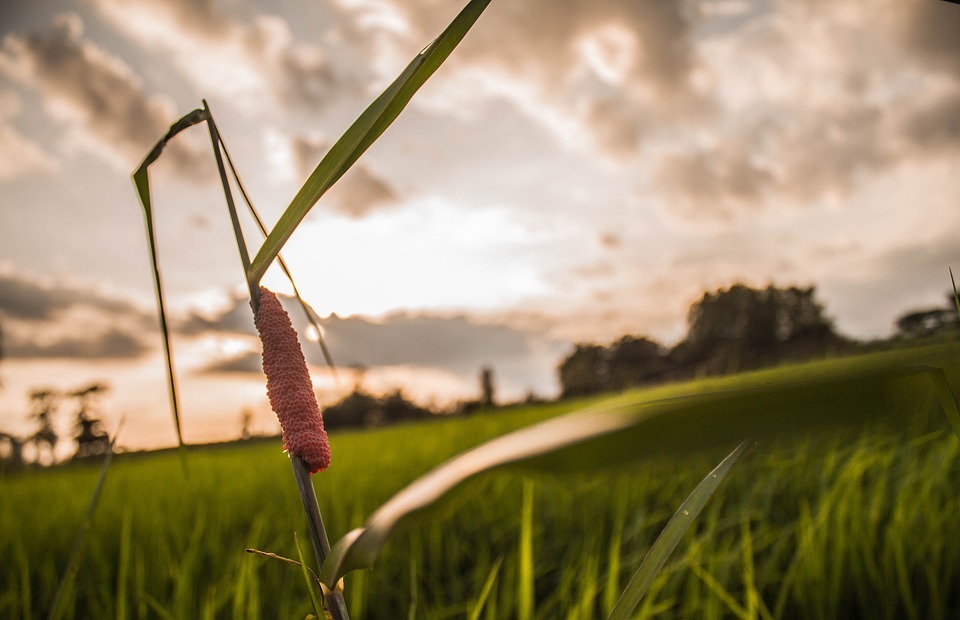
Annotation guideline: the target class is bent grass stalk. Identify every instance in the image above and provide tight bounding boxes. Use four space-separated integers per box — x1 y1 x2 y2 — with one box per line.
132 1 491 616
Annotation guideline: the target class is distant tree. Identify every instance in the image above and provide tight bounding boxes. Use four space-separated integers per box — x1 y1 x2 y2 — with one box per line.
674 283 838 372
0 432 24 469
28 388 59 465
559 344 610 398
479 366 496 409
240 408 254 440
607 336 668 389
381 390 431 423
323 389 382 429
894 294 959 339
69 383 110 459
0 318 5 389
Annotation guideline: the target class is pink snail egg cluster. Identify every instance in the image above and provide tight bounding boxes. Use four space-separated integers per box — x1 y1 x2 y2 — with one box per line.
254 286 330 473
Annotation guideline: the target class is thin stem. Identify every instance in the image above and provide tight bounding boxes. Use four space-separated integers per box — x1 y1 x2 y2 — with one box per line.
204 102 347 618
292 456 350 619
217 132 339 383
202 100 256 304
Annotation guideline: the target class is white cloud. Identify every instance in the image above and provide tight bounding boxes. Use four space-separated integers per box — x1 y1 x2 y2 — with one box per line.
0 90 57 181
0 13 206 175
88 0 340 111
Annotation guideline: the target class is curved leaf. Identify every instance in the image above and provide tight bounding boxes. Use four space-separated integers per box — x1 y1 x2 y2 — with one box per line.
248 0 491 286
318 363 951 588
607 441 748 620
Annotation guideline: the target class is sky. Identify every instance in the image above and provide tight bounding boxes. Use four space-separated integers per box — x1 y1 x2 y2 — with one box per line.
1 0 959 455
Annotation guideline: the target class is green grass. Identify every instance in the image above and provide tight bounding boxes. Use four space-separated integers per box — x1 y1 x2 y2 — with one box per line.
3 343 960 618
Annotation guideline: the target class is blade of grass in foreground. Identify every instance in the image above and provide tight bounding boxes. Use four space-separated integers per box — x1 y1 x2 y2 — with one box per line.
318 363 954 588
47 420 124 620
214 120 339 379
606 441 748 620
132 108 209 448
247 0 491 286
294 533 324 620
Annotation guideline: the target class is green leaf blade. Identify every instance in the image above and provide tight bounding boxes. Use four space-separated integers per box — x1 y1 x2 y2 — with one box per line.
606 441 748 620
248 0 491 286
318 362 954 588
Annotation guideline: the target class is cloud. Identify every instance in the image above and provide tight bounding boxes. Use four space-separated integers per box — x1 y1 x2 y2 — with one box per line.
898 90 960 155
0 266 150 322
0 13 207 175
88 0 340 110
657 144 775 219
184 292 565 397
5 326 150 359
202 351 261 374
891 0 960 80
0 90 57 182
178 293 254 336
650 0 960 221
287 133 402 218
0 266 155 360
412 0 696 95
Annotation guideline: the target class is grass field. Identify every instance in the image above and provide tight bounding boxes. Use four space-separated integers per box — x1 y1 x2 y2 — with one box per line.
3 342 960 619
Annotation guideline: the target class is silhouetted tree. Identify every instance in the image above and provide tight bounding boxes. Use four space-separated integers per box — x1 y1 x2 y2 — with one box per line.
0 432 23 469
323 390 382 429
381 390 431 423
240 408 253 440
894 293 959 339
559 344 610 398
674 283 838 372
28 389 59 465
70 383 110 459
607 336 667 389
479 366 496 409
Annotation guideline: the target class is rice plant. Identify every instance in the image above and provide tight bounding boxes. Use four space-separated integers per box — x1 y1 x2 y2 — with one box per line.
29 0 959 616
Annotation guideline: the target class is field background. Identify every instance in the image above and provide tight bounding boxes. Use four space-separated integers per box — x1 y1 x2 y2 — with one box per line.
3 342 960 619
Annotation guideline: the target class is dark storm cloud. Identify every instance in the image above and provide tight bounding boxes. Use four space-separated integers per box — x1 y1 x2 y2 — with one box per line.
0 13 208 176
290 134 401 218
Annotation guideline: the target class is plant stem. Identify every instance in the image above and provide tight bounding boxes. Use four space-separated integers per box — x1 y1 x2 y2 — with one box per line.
292 456 350 619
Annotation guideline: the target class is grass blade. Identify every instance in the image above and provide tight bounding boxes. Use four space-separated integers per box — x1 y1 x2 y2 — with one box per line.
247 0 491 286
215 122 338 378
950 267 959 321
606 441 748 620
293 533 324 620
518 480 534 620
318 362 954 588
467 556 503 620
202 100 254 300
132 108 208 448
921 364 960 441
47 420 124 620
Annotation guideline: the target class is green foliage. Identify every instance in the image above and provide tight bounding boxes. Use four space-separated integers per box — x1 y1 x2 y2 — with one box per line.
5 345 960 618
247 0 492 286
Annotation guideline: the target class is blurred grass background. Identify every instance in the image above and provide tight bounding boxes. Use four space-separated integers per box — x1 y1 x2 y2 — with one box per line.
3 342 960 619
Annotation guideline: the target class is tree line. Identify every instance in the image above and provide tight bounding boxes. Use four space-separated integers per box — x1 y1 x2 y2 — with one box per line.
1 282 955 463
558 282 958 398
